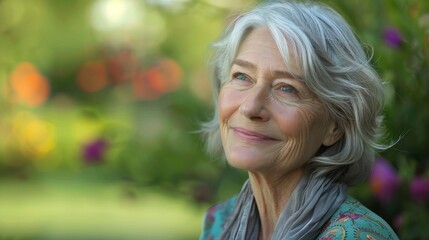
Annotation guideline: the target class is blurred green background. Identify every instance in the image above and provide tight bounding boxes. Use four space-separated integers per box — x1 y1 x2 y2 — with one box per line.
0 0 428 239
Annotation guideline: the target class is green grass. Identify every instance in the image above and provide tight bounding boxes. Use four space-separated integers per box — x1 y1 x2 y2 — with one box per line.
0 177 207 240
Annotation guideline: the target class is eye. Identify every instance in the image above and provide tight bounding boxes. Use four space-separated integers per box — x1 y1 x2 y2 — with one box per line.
280 84 298 94
232 72 249 81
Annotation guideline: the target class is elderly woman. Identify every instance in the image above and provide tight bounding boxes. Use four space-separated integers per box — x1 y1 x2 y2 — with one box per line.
200 1 399 240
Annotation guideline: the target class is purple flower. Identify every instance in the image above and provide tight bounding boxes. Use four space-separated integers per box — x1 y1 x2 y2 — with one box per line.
410 176 429 203
369 158 400 203
383 27 403 49
82 138 108 164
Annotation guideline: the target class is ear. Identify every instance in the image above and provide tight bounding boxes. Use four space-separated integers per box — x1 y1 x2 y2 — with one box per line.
322 121 344 147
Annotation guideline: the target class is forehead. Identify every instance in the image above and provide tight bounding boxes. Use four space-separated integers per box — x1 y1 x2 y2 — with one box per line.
235 27 302 75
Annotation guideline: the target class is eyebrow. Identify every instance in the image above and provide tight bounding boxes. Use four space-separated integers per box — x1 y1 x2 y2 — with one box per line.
232 59 304 81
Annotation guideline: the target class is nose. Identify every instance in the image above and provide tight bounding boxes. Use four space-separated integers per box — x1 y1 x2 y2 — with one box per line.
239 85 270 121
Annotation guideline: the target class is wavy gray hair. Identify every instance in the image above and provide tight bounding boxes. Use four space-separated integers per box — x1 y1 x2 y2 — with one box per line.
201 0 386 186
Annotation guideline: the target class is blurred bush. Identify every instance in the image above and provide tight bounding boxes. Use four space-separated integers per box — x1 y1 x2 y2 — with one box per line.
0 0 244 197
327 0 429 238
0 0 428 239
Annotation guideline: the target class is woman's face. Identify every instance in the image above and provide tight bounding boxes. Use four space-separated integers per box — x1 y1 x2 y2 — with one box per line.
219 27 339 175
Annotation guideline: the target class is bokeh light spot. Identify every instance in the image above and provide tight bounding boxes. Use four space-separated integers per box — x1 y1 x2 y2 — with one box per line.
132 69 162 100
90 0 142 32
106 49 138 84
146 68 166 93
77 60 109 93
153 58 183 93
9 62 50 106
12 111 56 160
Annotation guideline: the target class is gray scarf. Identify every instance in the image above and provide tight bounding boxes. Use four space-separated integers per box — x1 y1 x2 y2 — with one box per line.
220 174 348 240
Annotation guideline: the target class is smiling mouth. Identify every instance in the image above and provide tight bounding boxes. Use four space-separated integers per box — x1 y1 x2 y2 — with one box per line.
232 127 277 141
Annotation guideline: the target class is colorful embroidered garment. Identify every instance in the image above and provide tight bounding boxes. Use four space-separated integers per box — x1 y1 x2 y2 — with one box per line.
200 196 399 240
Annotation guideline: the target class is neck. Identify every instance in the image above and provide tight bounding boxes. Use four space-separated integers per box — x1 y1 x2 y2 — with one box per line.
249 169 303 240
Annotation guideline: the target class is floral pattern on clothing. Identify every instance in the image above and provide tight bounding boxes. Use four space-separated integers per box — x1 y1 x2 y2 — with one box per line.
317 197 398 240
200 196 399 240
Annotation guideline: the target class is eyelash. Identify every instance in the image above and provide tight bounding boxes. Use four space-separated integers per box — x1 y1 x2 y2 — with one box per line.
279 84 298 94
232 72 249 81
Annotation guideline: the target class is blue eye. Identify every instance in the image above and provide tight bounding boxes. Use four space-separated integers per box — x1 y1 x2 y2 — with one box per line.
280 85 297 93
233 73 248 81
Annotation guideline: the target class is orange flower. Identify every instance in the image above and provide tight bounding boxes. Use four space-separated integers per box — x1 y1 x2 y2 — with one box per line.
152 58 183 93
77 60 109 93
131 58 183 101
132 69 162 100
10 62 50 106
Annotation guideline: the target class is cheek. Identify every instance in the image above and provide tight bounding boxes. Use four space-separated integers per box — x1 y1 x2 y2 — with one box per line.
274 102 325 137
274 103 328 156
274 108 325 167
272 105 305 136
218 88 243 123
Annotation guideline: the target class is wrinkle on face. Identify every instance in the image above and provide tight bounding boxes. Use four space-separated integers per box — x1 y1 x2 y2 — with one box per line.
219 27 334 177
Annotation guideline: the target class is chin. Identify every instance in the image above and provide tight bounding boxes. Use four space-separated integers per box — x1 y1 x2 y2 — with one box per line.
226 154 267 172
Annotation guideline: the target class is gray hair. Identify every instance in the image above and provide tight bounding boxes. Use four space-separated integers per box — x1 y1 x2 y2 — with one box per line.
201 0 386 186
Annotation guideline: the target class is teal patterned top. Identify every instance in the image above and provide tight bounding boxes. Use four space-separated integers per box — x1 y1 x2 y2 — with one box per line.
200 196 399 240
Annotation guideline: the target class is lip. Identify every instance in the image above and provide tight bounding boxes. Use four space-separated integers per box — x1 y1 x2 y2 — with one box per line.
232 127 277 141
